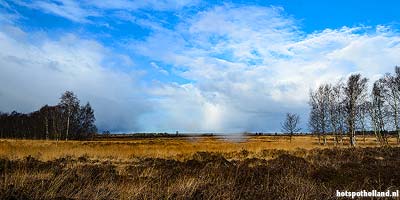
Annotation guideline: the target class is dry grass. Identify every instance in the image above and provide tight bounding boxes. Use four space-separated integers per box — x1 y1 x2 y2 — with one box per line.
1 135 400 199
0 135 396 161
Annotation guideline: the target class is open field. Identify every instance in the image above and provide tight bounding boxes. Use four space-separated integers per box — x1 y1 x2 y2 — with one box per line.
1 135 400 199
0 135 398 161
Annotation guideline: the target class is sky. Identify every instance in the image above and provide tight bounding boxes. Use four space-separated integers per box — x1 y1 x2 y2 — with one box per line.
1 0 400 133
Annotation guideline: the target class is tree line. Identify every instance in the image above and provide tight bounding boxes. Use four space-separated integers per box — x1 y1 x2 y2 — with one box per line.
309 66 400 146
0 91 97 140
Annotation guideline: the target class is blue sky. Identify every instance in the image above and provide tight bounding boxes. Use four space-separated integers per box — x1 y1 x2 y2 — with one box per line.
1 0 400 133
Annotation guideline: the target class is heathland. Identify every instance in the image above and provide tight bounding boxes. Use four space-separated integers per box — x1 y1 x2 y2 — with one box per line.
1 135 400 199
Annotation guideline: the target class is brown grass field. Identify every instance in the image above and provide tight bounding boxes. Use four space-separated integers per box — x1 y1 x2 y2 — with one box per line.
0 135 397 161
1 135 400 199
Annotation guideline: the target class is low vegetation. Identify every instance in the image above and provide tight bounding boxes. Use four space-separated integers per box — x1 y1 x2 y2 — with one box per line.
0 135 397 161
1 136 400 199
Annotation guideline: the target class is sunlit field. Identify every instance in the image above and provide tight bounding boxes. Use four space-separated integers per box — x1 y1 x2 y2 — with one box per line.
1 135 400 199
0 135 397 161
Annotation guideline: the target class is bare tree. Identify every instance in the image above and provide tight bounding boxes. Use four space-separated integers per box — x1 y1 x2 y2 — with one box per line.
369 80 388 145
282 113 301 142
78 102 97 140
59 91 80 141
394 66 400 143
308 99 321 144
380 67 400 144
357 101 369 144
344 74 368 147
327 81 346 145
309 85 330 145
39 105 50 140
0 91 96 140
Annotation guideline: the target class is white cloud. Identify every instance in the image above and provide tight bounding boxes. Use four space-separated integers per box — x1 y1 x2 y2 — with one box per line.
12 0 98 23
12 0 198 23
150 62 169 75
0 25 151 132
1 3 400 132
131 5 400 132
0 0 23 24
86 0 198 11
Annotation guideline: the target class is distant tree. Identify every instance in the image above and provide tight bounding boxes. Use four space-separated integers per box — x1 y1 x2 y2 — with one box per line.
103 130 111 138
344 74 368 147
39 105 50 140
78 102 97 140
0 112 4 138
50 105 64 141
282 113 301 142
59 91 80 141
0 91 96 140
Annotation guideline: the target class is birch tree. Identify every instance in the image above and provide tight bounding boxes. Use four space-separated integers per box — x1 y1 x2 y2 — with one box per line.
380 67 400 143
327 81 346 145
309 85 330 145
59 91 80 141
369 80 388 145
344 74 368 147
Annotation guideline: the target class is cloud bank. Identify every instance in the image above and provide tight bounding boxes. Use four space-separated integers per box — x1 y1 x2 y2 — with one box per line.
0 25 150 132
